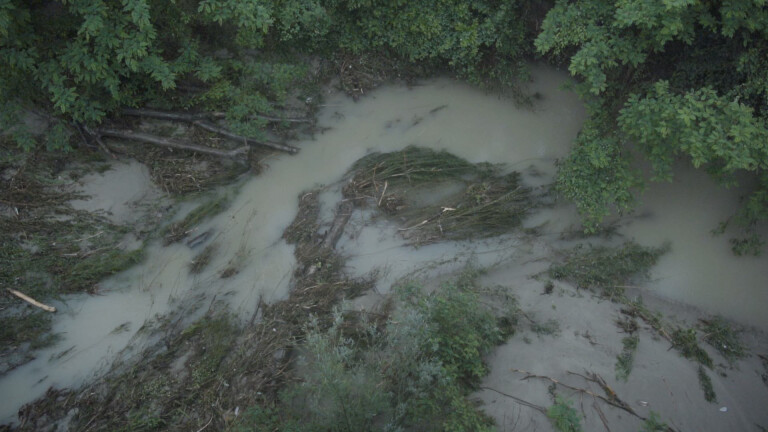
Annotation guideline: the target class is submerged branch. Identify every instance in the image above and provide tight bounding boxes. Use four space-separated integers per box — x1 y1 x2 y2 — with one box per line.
209 111 313 124
192 119 299 154
121 108 302 153
479 386 547 414
322 200 355 250
123 108 312 124
512 368 680 432
95 128 248 159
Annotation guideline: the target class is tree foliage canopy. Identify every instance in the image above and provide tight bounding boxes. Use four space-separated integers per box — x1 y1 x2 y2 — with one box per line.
537 0 768 252
0 0 533 150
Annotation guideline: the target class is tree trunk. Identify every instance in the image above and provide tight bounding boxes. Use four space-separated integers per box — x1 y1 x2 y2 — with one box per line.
121 108 302 153
95 129 249 159
322 200 355 250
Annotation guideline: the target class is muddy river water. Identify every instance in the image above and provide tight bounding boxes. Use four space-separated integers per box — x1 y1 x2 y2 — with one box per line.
2 65 767 424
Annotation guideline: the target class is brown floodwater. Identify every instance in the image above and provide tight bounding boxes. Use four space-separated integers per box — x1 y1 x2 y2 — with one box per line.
2 64 767 423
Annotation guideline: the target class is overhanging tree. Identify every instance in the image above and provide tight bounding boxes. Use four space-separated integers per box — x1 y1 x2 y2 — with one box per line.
1 0 536 154
536 0 768 253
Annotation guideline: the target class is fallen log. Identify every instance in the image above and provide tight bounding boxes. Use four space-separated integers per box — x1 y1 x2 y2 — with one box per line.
123 108 312 124
209 111 313 124
322 200 355 250
479 386 547 414
121 108 301 153
7 289 56 313
192 119 299 154
122 108 205 122
95 129 249 159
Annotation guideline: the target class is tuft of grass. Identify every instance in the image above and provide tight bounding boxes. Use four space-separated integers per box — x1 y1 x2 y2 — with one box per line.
163 195 228 245
63 248 145 293
0 310 57 352
548 241 668 297
189 243 216 274
671 327 713 369
546 395 583 432
640 412 669 432
701 316 747 363
532 319 561 337
615 334 639 381
697 365 717 403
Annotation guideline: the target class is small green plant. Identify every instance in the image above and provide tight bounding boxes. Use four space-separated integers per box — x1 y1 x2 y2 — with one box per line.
548 242 668 297
615 334 639 381
547 395 583 432
532 319 561 337
698 365 717 403
701 316 747 363
671 327 713 368
640 411 669 432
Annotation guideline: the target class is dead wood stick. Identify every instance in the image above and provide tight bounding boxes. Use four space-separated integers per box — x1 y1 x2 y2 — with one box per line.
322 200 354 250
592 398 612 432
122 108 302 153
209 111 312 124
122 108 312 124
7 289 56 312
77 123 116 159
122 108 205 121
191 119 299 154
517 369 681 432
479 386 547 414
512 369 641 419
377 180 388 207
95 129 248 159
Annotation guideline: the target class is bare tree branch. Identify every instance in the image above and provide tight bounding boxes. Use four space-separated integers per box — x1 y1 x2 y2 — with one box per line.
95 128 248 159
120 108 300 153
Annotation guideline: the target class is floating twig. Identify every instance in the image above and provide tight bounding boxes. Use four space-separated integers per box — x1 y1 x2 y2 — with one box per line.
479 386 547 414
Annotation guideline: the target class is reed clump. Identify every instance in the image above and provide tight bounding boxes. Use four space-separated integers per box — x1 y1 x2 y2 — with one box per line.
548 241 669 298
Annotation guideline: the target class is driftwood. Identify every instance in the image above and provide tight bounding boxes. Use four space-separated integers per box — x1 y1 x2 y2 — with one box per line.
479 386 547 414
123 108 311 124
121 108 300 154
512 368 680 432
209 111 312 124
322 200 355 250
7 289 56 313
95 129 249 159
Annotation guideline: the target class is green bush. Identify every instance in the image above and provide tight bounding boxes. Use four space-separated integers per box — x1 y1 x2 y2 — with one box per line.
234 268 513 431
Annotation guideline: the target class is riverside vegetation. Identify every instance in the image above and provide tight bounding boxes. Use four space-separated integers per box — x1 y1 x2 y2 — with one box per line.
2 1 767 430
7 147 738 431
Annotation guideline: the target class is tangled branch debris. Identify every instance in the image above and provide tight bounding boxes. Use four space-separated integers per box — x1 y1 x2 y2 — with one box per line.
512 368 680 432
14 179 373 431
120 108 301 154
343 146 534 245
